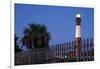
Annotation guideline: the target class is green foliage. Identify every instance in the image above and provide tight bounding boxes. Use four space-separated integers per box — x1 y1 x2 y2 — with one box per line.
21 23 51 49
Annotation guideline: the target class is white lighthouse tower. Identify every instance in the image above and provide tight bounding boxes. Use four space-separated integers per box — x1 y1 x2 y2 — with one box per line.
75 13 81 61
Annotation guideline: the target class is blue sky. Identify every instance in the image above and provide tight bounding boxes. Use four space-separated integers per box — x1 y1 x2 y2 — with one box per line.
15 3 94 45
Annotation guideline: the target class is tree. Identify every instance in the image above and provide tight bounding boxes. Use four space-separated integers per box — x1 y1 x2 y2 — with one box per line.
21 23 51 49
15 34 22 53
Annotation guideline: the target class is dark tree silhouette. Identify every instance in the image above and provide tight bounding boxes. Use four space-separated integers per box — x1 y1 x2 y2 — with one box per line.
21 23 51 49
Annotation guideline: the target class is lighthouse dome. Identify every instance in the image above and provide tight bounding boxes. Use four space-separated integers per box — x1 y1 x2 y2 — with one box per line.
76 14 81 18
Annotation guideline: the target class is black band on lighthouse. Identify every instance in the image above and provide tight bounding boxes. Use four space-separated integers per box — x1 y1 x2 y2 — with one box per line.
76 18 81 25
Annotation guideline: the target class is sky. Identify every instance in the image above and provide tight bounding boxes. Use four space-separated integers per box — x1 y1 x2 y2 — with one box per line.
15 3 94 46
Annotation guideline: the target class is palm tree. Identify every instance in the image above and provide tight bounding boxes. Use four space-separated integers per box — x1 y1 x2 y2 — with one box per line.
40 25 50 48
21 23 51 49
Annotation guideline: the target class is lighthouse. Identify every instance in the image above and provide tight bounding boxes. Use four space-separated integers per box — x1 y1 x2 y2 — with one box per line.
75 13 81 61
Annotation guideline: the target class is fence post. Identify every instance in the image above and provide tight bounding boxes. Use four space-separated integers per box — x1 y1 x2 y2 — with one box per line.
86 38 89 61
71 41 74 61
51 45 54 63
64 43 67 62
80 39 82 61
90 38 94 61
69 42 71 61
68 42 70 61
88 39 91 61
29 50 31 64
58 44 60 62
74 41 76 61
81 39 84 61
66 42 68 62
18 53 20 65
83 39 85 61
60 43 63 61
